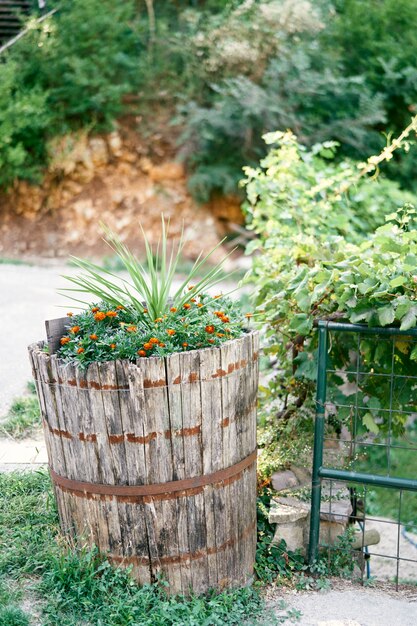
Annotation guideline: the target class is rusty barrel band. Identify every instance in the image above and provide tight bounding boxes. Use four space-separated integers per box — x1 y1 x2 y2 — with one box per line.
49 449 257 497
108 519 256 566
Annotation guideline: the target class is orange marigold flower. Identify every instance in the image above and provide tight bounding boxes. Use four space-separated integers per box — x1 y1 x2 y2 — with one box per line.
155 317 163 323
183 303 191 310
182 342 188 347
188 285 195 290
159 342 166 348
190 298 197 303
205 325 215 334
208 338 215 344
126 325 137 333
170 307 177 313
216 332 225 338
94 312 106 321
245 313 253 318
167 329 176 336
197 303 203 308
116 305 125 310
143 342 153 350
91 307 100 313
60 337 70 345
106 311 117 318
214 294 222 299
214 311 222 317
149 337 159 344
70 326 80 334
67 312 73 317
89 334 98 340
221 316 230 323
110 343 117 349
77 347 85 354
143 308 148 313
138 349 147 357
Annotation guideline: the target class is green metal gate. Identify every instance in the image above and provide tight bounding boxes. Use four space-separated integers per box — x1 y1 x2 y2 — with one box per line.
308 321 417 587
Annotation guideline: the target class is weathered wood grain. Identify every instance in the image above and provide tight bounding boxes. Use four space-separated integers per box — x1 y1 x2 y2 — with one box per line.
29 331 259 594
45 317 71 355
135 356 182 590
165 352 192 592
127 364 154 584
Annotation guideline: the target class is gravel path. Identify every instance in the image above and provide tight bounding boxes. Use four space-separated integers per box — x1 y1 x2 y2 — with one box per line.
0 262 76 416
365 517 417 583
270 584 417 625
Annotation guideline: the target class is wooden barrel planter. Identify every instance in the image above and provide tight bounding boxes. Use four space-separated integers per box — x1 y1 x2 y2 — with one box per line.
28 323 259 595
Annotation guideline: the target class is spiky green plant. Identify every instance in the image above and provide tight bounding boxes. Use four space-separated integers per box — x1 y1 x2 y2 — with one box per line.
61 218 234 322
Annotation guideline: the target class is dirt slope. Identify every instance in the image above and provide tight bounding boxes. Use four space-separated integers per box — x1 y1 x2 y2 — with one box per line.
0 127 243 261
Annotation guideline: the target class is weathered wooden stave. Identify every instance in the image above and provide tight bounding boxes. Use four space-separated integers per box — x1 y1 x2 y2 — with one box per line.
29 330 259 594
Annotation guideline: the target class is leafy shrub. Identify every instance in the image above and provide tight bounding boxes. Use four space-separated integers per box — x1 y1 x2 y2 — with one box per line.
178 43 386 201
321 0 417 121
319 0 417 190
176 0 417 200
11 0 140 131
256 488 305 583
0 60 51 186
243 130 417 443
0 0 141 186
182 0 323 84
243 130 415 246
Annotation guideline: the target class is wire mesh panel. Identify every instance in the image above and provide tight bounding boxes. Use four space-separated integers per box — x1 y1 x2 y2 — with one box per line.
309 321 417 589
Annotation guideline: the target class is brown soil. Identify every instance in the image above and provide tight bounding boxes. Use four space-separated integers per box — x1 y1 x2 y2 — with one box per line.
0 121 244 262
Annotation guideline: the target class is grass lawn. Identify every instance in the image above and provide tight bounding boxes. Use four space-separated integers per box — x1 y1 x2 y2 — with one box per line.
0 471 307 626
0 383 41 440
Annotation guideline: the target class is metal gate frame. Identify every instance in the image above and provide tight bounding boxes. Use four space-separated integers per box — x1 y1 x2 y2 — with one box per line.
308 320 417 571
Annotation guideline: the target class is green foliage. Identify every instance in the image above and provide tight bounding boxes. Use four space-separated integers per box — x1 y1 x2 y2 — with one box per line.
244 131 417 446
314 528 356 578
58 293 245 366
0 0 141 186
59 220 246 365
2 0 417 199
257 410 314 484
243 130 411 245
0 60 51 186
0 470 266 626
178 42 387 200
2 0 417 198
40 551 262 626
175 0 417 200
318 0 417 189
0 470 59 577
0 383 41 438
12 0 140 131
63 219 234 320
0 606 30 626
255 489 305 584
251 208 417 436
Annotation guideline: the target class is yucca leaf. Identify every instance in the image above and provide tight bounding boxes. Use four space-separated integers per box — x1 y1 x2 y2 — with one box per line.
61 217 235 319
